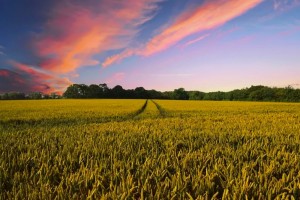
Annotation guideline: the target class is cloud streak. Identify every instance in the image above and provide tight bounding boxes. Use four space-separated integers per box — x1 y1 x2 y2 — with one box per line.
103 49 137 68
1 0 161 93
0 69 27 93
34 0 160 73
0 61 72 94
273 0 300 11
103 0 263 66
182 34 210 47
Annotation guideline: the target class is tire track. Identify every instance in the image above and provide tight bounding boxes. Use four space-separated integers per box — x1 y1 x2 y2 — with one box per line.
1 100 150 127
133 99 160 119
151 100 168 117
130 99 148 118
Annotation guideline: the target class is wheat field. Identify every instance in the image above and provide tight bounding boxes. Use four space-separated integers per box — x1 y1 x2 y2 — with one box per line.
1 100 300 199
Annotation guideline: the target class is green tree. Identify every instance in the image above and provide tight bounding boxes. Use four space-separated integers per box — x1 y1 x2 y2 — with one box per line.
249 87 275 101
99 83 110 98
134 87 148 99
172 88 189 100
189 91 205 100
28 92 43 99
63 84 87 98
111 85 125 98
87 84 101 98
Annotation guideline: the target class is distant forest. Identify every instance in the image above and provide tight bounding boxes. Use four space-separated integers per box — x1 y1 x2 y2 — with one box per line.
1 84 300 102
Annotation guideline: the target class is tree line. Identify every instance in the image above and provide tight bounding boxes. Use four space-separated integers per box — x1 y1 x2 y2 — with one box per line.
188 85 300 102
0 92 61 100
1 84 300 102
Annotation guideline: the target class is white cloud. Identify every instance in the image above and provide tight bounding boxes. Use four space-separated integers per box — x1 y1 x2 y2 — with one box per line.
273 0 300 11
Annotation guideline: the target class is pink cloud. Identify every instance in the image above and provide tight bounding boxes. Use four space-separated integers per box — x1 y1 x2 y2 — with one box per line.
34 0 160 73
8 61 72 94
0 69 27 93
142 0 262 56
102 49 137 68
1 0 160 93
103 0 262 66
106 72 125 85
279 27 300 36
182 34 210 47
0 70 9 77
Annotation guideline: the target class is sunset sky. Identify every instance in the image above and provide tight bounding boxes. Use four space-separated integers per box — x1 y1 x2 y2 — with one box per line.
0 0 299 94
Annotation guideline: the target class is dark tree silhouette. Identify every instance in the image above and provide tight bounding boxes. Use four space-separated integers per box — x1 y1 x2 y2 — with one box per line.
1 83 300 102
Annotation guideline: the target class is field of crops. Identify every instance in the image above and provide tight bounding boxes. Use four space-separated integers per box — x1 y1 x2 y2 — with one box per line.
1 99 300 199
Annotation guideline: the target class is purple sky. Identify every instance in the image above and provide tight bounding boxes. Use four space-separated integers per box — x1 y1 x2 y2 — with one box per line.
0 0 300 93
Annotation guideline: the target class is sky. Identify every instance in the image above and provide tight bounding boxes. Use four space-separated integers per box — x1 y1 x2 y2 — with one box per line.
0 0 300 94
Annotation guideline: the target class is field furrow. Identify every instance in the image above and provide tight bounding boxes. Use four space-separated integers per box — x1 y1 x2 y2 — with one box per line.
151 100 168 117
134 99 160 119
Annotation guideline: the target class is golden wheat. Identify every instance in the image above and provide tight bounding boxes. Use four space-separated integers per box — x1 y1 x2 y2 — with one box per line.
1 99 300 199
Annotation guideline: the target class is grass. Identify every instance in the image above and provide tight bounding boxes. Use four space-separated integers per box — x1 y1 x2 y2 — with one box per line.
1 99 300 199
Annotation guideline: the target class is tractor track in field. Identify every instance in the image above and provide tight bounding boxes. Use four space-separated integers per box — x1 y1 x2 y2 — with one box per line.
130 99 148 117
1 99 169 127
151 100 168 117
133 99 168 119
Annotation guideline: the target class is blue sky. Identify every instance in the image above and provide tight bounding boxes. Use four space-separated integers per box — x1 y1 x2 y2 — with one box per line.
0 0 299 93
